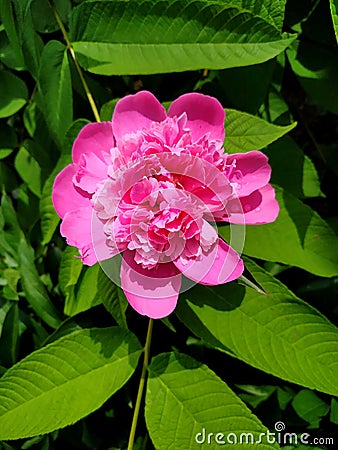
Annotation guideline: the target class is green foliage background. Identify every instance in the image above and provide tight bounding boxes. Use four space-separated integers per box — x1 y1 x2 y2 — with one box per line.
0 0 337 449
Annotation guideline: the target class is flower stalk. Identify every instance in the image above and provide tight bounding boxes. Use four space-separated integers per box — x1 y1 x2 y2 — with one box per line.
127 318 154 450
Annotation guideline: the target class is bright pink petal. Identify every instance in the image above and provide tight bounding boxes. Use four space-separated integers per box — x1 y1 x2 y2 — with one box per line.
120 250 181 318
52 164 91 219
72 122 114 164
226 151 271 196
168 93 225 142
73 152 109 194
112 91 166 141
174 222 244 285
226 184 279 224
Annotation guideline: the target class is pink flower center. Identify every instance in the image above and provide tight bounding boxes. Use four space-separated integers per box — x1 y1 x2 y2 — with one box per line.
93 114 235 269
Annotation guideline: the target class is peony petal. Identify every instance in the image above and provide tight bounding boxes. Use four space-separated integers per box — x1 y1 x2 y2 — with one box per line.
72 122 115 164
168 93 225 142
73 152 109 194
226 151 271 197
120 249 181 318
112 91 166 141
226 184 279 224
91 211 120 262
52 164 91 219
174 222 244 285
61 207 118 266
60 206 93 251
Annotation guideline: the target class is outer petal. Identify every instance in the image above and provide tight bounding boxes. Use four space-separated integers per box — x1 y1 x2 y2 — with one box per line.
61 207 118 265
73 152 109 194
120 250 182 318
112 91 166 141
174 222 244 285
226 151 271 197
168 93 225 142
226 184 279 224
52 164 91 219
72 122 115 164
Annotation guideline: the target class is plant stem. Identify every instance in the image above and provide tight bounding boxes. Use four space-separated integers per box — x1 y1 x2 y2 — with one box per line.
49 1 101 122
127 318 154 450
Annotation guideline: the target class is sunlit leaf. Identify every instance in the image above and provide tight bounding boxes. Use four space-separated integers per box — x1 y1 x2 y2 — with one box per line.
0 327 142 440
225 109 296 153
176 258 338 396
71 0 296 75
146 352 279 449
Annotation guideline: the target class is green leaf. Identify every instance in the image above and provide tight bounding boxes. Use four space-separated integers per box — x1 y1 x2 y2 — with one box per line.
0 70 28 118
65 265 102 316
0 193 23 258
176 258 338 396
18 239 62 329
14 146 41 197
225 109 296 153
237 385 276 409
0 327 142 440
98 267 128 328
10 0 43 80
330 398 338 425
23 101 59 171
38 41 73 148
266 136 323 199
146 352 279 449
0 0 25 67
229 0 287 31
0 302 19 367
287 40 338 115
0 122 17 160
2 268 20 300
59 246 83 311
292 390 329 428
219 187 338 277
277 387 294 411
71 0 296 75
31 0 71 34
330 0 338 42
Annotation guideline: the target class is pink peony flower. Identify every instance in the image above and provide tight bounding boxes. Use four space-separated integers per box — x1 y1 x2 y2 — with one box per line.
52 91 279 319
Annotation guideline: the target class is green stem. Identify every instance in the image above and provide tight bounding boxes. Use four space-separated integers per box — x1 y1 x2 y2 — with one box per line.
49 1 101 123
127 318 154 450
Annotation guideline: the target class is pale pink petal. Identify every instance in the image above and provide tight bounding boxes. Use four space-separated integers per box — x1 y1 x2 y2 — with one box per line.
73 152 109 194
52 165 91 219
60 207 93 252
226 151 271 196
120 250 181 318
91 212 120 262
168 93 225 142
61 207 117 266
174 222 244 285
72 122 114 164
226 184 279 224
113 91 166 141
